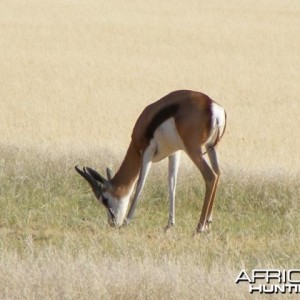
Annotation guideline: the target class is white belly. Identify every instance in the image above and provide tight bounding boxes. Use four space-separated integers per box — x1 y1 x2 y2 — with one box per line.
151 118 185 162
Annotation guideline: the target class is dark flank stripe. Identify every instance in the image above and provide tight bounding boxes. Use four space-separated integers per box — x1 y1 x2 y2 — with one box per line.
145 104 179 139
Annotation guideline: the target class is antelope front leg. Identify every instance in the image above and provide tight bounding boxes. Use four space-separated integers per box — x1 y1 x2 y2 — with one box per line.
125 141 156 225
165 151 180 231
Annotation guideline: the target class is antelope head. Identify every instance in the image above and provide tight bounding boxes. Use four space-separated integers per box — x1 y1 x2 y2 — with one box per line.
75 165 127 227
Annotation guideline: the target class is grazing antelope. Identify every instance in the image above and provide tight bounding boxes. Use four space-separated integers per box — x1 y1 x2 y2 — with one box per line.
75 90 226 232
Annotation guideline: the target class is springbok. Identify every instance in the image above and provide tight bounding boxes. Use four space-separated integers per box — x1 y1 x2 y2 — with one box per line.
75 90 226 232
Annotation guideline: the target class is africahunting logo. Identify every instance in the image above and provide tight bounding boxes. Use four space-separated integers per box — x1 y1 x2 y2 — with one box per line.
236 269 300 294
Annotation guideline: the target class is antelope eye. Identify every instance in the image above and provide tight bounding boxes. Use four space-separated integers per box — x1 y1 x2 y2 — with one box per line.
102 196 109 208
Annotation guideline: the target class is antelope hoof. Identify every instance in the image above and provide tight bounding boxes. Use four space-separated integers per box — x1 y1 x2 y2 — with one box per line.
196 223 207 233
164 222 174 232
205 220 212 232
122 218 130 227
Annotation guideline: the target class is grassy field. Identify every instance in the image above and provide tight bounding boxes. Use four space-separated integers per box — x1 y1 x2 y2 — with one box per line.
0 0 300 299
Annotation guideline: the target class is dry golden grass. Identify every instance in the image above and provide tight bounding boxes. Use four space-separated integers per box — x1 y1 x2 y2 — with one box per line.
1 0 299 173
0 0 300 299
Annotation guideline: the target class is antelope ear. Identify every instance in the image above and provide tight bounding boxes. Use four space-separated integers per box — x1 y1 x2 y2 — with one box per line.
106 168 114 181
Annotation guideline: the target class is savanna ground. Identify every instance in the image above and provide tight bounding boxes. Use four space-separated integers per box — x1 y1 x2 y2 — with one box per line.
0 0 299 299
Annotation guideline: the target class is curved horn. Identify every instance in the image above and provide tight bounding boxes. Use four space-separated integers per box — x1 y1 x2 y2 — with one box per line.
75 165 102 199
85 167 108 184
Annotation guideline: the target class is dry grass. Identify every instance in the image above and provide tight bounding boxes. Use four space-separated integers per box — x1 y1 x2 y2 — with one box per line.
0 244 244 300
0 0 300 299
1 0 299 172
